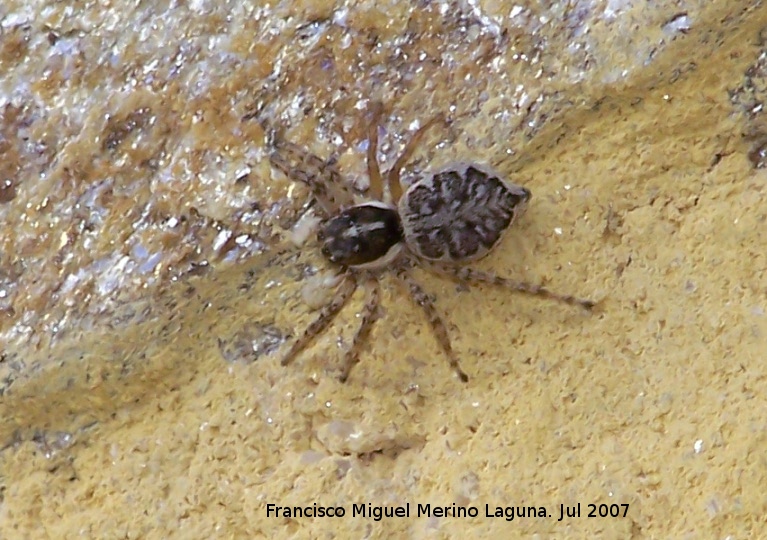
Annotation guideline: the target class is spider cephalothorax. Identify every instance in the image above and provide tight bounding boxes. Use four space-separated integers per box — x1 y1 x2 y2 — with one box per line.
318 202 404 269
266 103 595 383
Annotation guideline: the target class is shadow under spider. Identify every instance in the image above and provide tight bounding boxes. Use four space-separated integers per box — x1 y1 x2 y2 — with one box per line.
260 102 596 383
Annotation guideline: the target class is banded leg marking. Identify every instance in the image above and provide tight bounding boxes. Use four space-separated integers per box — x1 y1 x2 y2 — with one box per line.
282 274 358 366
269 138 353 215
395 267 469 382
425 263 596 310
386 114 448 203
366 101 385 202
339 277 381 382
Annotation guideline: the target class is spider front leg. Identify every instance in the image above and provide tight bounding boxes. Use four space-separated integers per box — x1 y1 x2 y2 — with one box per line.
282 273 358 367
395 267 469 383
366 101 385 201
268 132 353 216
386 113 450 203
425 262 597 310
338 276 381 383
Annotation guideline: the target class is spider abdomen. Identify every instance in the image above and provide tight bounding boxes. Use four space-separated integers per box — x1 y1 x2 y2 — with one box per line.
399 163 532 262
318 202 405 269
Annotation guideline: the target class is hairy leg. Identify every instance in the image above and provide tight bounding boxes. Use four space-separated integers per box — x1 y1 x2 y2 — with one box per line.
338 276 381 382
387 114 448 203
269 136 353 215
282 273 358 366
394 267 469 382
424 262 596 310
366 101 385 202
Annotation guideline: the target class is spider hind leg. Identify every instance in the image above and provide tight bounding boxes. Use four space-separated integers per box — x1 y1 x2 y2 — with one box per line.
426 263 597 310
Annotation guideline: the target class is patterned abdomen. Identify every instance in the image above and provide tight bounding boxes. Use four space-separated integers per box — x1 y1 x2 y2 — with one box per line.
399 164 531 262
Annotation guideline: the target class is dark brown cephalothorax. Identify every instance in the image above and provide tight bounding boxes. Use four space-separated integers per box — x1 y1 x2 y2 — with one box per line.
318 201 404 269
265 103 595 383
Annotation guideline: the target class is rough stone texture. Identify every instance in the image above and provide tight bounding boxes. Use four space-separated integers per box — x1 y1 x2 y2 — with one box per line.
1 0 766 538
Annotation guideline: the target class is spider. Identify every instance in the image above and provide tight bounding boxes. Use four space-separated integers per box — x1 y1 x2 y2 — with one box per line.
265 103 595 383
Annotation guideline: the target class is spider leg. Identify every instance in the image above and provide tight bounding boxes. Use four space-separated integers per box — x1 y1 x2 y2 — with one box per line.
424 262 597 310
338 276 381 383
268 135 353 215
386 113 449 203
395 267 469 383
366 101 385 201
281 273 358 367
